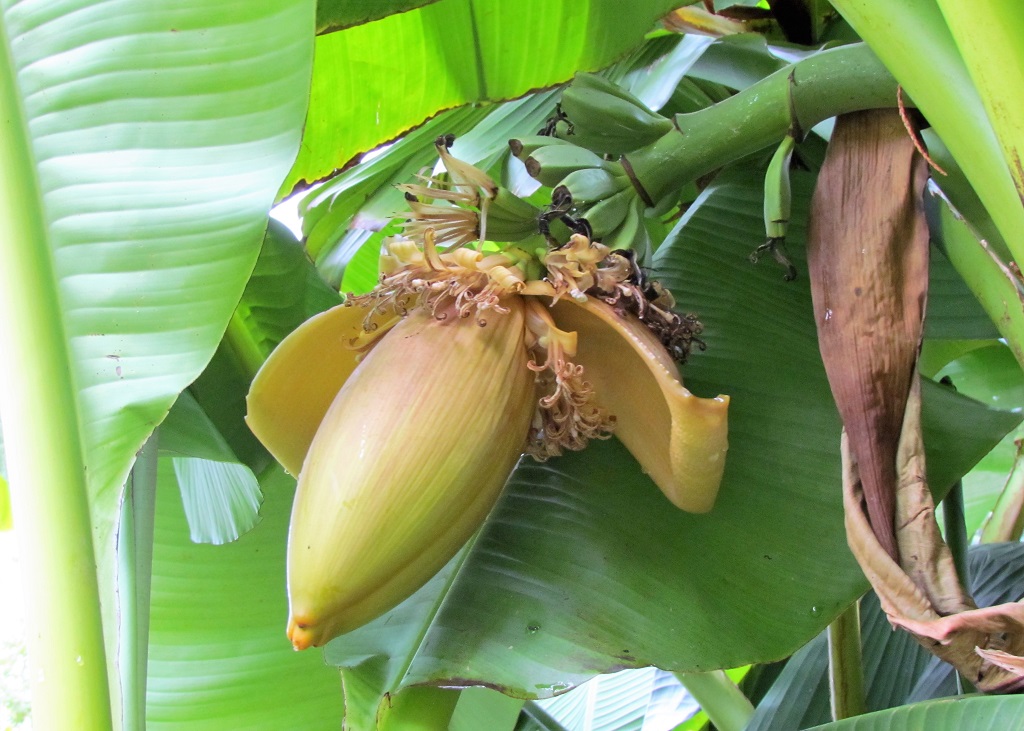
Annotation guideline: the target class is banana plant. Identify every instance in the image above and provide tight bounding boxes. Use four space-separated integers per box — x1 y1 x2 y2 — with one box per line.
3 0 1024 730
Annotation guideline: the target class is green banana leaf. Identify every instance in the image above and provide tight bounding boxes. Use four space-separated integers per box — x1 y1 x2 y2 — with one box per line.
160 391 262 545
0 0 315 717
805 696 1024 731
147 461 343 729
316 0 441 34
284 0 687 192
321 165 1019 729
747 542 1024 730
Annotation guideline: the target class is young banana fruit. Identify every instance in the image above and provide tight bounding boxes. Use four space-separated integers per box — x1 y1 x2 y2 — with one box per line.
754 135 798 280
524 143 614 188
559 73 674 155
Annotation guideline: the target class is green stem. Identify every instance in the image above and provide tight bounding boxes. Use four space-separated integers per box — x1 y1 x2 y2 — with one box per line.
117 430 159 731
0 21 113 731
940 479 970 696
980 441 1024 543
224 307 269 381
675 670 754 731
827 601 866 721
942 480 970 590
376 687 460 731
625 43 899 203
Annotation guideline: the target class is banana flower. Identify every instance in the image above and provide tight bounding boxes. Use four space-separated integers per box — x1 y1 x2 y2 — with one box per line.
246 140 729 650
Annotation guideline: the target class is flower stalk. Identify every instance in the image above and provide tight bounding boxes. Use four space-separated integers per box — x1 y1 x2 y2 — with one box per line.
624 43 900 205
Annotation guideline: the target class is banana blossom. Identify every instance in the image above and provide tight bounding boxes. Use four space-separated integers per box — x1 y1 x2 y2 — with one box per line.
246 142 729 650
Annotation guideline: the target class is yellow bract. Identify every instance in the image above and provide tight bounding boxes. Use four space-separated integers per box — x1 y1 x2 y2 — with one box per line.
550 299 728 513
255 298 534 649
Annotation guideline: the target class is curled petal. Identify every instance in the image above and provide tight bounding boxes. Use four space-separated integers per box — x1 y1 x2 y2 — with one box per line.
245 303 396 476
551 298 729 512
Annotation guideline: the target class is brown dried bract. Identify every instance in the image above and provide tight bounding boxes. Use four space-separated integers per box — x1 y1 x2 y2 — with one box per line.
843 382 1024 692
808 108 930 561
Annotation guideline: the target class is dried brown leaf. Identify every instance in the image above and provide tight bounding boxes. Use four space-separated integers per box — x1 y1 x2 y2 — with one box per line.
843 395 1024 693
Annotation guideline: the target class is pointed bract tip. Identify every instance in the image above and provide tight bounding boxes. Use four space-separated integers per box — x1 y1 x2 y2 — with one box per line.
287 614 317 651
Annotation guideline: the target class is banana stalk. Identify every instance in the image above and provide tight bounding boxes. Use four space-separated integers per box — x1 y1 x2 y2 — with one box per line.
625 44 900 206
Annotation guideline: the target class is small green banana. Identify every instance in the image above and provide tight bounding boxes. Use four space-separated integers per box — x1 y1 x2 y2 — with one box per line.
525 144 611 188
755 135 798 280
479 188 541 242
554 166 627 204
488 187 541 221
581 188 636 237
763 135 795 242
559 74 674 155
485 216 540 242
599 194 643 252
508 134 572 161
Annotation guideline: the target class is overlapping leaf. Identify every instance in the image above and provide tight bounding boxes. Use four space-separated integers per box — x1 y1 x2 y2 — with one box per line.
160 392 262 545
317 0 441 34
164 221 344 543
806 696 1024 730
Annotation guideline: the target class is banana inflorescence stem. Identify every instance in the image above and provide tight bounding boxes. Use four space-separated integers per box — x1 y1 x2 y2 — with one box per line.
624 43 900 205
